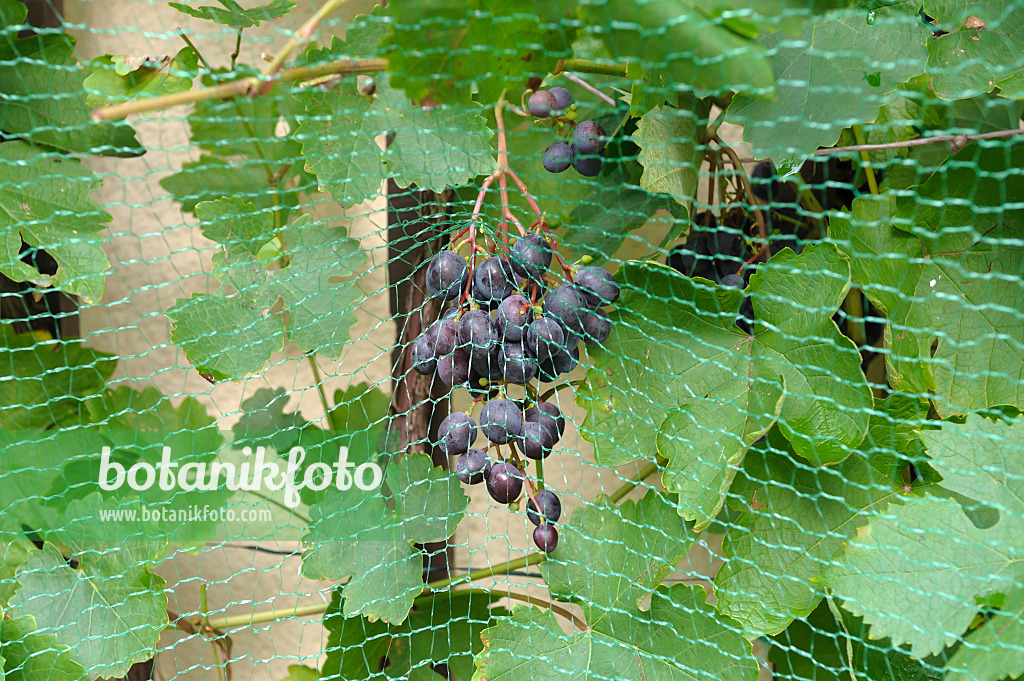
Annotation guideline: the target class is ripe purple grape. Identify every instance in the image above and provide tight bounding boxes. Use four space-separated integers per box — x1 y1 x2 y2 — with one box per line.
496 294 533 342
581 307 611 345
437 348 471 386
411 335 436 375
526 402 565 439
525 317 566 359
526 489 562 526
479 398 523 444
498 341 538 385
721 274 745 289
573 120 606 155
428 317 459 356
455 448 490 485
486 462 524 504
548 86 574 111
574 266 620 307
542 142 573 174
528 90 557 118
519 421 555 460
471 341 503 380
458 309 498 357
472 257 516 309
426 251 468 300
532 523 558 552
543 283 588 335
436 412 477 455
551 342 579 374
510 234 553 280
571 144 602 177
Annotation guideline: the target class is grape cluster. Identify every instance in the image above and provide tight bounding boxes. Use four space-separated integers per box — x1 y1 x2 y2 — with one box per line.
418 234 620 552
526 86 607 178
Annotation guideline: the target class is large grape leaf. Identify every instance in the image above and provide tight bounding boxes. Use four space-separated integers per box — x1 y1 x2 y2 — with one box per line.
0 615 86 681
921 1 1024 99
714 402 911 637
0 15 141 157
84 48 198 107
769 598 946 681
168 0 295 28
633 100 708 207
830 193 1024 415
0 142 113 303
541 491 695 624
8 543 166 678
473 584 758 681
383 0 571 106
0 327 117 429
579 0 775 98
823 414 1024 657
946 586 1024 681
577 244 872 469
302 454 468 625
728 3 929 172
322 588 508 680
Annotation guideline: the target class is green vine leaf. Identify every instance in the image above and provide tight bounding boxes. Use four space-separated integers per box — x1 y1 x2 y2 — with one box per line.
322 588 508 680
823 414 1024 657
715 402 910 637
946 586 1024 681
728 3 929 172
168 0 296 28
0 142 113 303
473 584 759 681
921 1 1024 98
0 615 86 681
9 544 166 678
541 491 695 624
633 99 709 206
84 48 198 107
302 454 468 625
830 193 1024 415
577 244 872 469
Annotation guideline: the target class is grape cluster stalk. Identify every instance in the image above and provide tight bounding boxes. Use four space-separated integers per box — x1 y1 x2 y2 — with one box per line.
413 90 620 553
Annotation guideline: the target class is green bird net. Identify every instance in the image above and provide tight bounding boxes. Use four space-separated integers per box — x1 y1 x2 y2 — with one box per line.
1 0 1023 679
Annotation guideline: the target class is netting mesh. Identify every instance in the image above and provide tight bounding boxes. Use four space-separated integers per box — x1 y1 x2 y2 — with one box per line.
1 0 1023 679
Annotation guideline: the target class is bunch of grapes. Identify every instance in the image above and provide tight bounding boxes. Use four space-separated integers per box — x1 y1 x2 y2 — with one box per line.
525 86 607 178
415 233 620 552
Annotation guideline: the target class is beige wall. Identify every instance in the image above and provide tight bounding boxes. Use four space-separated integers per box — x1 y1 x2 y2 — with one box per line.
60 2 755 677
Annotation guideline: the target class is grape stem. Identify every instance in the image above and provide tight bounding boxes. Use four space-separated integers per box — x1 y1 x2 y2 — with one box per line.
562 71 618 107
714 136 769 269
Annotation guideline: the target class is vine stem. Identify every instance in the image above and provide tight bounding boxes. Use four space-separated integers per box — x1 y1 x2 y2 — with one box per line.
562 71 617 106
715 137 769 269
815 126 1024 155
607 458 663 504
202 553 548 630
851 125 880 195
260 0 347 78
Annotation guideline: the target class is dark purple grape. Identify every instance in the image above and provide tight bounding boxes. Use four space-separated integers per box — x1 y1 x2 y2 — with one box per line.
721 274 744 289
543 283 588 335
486 462 524 504
548 86 574 111
573 266 620 307
428 317 459 357
526 489 562 525
496 294 533 342
528 90 557 118
581 307 611 345
510 234 553 280
472 257 516 309
551 342 579 375
436 412 477 455
532 523 558 552
542 142 573 174
525 317 566 359
751 160 778 202
471 341 503 380
441 305 460 319
526 402 564 439
571 144 602 177
479 398 523 444
519 421 555 460
573 120 606 155
498 341 538 385
411 335 436 374
437 348 471 386
458 309 498 357
426 251 468 300
455 448 490 485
